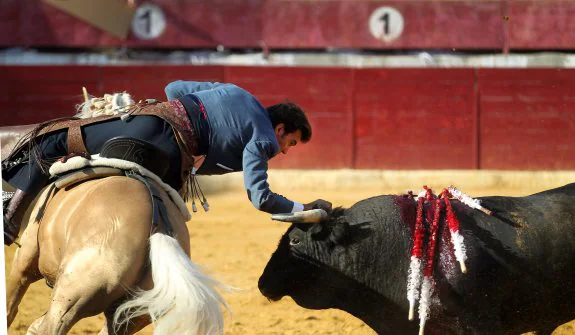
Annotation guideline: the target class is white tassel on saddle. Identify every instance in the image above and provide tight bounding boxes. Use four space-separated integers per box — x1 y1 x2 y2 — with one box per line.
75 88 135 119
113 234 230 335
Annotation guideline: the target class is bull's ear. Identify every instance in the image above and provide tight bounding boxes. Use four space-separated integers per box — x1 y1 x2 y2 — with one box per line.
328 221 350 246
309 222 327 238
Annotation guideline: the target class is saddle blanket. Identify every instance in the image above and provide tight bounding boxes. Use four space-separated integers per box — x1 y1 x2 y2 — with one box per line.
49 154 191 220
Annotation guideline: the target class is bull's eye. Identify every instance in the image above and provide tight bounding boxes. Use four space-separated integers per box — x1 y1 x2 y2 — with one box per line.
290 238 300 246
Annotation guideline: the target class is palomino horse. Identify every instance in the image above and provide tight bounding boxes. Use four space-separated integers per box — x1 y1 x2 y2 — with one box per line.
5 170 227 334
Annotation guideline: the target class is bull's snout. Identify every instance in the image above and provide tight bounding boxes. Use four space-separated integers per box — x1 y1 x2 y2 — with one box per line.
258 275 282 301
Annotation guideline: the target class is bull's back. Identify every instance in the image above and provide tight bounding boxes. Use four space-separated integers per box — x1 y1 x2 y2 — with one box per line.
455 184 575 333
474 184 575 271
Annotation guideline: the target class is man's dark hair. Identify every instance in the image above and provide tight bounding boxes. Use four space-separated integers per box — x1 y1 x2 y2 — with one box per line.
267 101 312 142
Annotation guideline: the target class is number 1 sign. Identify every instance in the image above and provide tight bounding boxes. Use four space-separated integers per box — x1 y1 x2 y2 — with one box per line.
369 6 404 43
131 3 166 40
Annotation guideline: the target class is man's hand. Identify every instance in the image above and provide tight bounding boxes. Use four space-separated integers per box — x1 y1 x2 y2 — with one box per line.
304 199 332 212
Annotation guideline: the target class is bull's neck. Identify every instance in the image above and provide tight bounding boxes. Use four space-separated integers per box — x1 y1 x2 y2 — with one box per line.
333 206 413 308
325 224 416 333
334 277 418 334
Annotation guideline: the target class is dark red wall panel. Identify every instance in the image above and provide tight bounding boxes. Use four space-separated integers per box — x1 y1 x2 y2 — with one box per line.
0 0 22 46
263 1 503 49
99 65 225 100
0 0 263 48
478 69 575 170
6 2 118 47
153 0 263 48
225 66 354 169
354 68 477 169
2 1 574 50
0 66 101 125
0 65 225 126
509 1 575 50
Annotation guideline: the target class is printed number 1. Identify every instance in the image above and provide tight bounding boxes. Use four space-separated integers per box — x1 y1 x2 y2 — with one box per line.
380 12 390 35
139 9 152 35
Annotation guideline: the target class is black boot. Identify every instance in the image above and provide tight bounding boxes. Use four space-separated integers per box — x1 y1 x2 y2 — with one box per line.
3 189 34 246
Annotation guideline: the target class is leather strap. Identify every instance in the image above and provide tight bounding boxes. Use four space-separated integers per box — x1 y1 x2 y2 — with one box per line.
67 125 88 155
37 114 120 136
126 171 174 236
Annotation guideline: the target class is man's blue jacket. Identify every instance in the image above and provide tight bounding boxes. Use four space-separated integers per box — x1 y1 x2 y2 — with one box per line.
165 80 303 214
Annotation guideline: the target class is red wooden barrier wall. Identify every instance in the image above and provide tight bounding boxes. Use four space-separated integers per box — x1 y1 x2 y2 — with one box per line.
2 0 575 50
353 68 477 169
0 65 224 122
1 65 574 171
478 69 575 170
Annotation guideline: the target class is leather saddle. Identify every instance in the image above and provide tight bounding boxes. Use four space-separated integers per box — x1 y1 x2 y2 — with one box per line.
99 136 169 180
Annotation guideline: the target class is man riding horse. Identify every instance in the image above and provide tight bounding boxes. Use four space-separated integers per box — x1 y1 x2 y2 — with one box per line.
2 80 332 246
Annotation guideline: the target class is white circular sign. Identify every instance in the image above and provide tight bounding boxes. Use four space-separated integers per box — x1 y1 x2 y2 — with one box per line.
131 3 166 40
369 7 404 43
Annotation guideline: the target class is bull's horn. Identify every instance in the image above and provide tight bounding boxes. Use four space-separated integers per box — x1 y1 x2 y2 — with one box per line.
271 209 328 223
82 86 89 102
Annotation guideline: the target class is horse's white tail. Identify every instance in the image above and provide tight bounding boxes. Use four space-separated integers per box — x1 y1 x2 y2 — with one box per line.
113 233 229 335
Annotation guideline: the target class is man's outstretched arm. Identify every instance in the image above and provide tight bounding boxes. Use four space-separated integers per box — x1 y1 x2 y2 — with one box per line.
243 141 301 214
242 141 332 214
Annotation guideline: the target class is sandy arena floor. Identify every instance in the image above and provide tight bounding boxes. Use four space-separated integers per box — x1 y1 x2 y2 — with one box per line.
4 181 575 335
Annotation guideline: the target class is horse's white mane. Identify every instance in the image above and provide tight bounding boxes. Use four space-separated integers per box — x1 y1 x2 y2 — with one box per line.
75 91 135 119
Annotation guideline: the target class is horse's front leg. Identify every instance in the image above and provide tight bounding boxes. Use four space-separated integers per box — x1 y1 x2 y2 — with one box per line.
6 220 42 327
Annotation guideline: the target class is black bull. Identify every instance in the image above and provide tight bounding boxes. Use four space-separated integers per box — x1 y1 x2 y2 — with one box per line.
258 183 575 335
